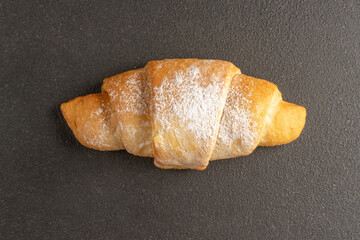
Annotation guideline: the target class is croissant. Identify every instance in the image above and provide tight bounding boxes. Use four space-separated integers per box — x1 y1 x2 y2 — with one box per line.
61 59 306 170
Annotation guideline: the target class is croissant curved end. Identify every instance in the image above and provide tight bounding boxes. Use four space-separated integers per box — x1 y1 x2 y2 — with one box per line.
61 94 124 151
259 101 306 147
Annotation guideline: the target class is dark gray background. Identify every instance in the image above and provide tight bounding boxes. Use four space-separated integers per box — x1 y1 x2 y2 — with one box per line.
1 0 359 239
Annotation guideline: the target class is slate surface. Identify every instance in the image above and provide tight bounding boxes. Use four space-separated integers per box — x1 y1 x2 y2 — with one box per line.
1 1 359 239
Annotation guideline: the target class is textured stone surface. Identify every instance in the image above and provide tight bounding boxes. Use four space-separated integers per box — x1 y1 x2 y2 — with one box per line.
1 1 359 239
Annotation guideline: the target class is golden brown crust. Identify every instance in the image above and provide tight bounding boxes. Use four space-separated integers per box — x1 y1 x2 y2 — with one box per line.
60 59 306 170
102 68 153 157
259 101 306 146
146 59 240 169
153 159 207 171
211 74 279 160
60 93 124 151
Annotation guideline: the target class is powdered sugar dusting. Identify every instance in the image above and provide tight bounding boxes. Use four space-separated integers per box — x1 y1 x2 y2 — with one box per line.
84 101 113 148
103 69 153 156
107 70 149 116
154 66 222 144
213 76 258 158
151 60 232 164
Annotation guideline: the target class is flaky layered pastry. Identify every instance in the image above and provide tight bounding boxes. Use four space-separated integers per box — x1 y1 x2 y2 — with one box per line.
61 59 306 170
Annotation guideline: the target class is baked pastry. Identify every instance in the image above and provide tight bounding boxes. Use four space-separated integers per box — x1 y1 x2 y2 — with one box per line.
61 59 306 170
